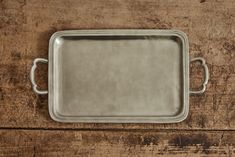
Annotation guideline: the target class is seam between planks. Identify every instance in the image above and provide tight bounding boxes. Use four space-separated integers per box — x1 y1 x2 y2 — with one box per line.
0 127 234 132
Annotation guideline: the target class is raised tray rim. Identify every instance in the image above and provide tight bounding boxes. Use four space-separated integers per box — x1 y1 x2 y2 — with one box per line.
48 29 189 123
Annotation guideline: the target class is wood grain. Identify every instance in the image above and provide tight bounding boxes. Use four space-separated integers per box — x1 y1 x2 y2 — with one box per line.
0 0 234 156
0 129 234 157
0 0 234 128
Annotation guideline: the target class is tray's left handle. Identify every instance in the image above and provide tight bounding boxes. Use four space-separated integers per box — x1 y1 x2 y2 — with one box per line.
30 58 48 94
190 57 209 94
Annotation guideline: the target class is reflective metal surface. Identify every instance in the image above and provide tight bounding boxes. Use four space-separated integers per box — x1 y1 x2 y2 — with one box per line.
30 29 209 123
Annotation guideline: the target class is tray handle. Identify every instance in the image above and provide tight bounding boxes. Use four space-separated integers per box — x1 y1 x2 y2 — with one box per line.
30 58 48 94
190 57 209 94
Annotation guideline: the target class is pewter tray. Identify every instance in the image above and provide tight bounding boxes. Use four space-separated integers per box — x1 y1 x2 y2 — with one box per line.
30 30 209 123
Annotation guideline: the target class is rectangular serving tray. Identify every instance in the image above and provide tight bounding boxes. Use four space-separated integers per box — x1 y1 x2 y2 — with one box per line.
30 29 209 123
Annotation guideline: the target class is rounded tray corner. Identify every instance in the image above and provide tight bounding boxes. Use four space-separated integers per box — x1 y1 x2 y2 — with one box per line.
48 106 65 123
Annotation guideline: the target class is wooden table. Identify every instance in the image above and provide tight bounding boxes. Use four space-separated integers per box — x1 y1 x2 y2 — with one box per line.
0 0 234 156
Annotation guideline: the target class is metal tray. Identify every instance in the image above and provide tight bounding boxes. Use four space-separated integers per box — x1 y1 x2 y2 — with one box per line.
30 30 209 123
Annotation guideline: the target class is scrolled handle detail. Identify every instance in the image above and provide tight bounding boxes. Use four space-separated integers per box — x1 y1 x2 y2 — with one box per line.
30 58 48 94
190 57 209 94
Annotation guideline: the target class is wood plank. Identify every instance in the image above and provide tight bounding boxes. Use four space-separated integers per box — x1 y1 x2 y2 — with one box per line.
0 129 234 157
0 0 234 129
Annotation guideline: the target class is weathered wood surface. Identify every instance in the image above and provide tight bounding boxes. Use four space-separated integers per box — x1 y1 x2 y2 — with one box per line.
0 0 234 131
0 129 234 157
0 0 234 156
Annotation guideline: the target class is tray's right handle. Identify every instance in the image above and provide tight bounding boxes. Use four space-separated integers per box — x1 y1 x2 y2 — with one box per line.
190 57 209 94
30 58 48 95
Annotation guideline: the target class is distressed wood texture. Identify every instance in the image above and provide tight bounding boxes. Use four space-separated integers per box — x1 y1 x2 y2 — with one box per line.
0 0 234 130
0 129 234 157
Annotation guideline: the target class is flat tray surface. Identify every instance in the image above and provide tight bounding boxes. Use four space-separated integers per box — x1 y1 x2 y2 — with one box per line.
49 30 189 123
